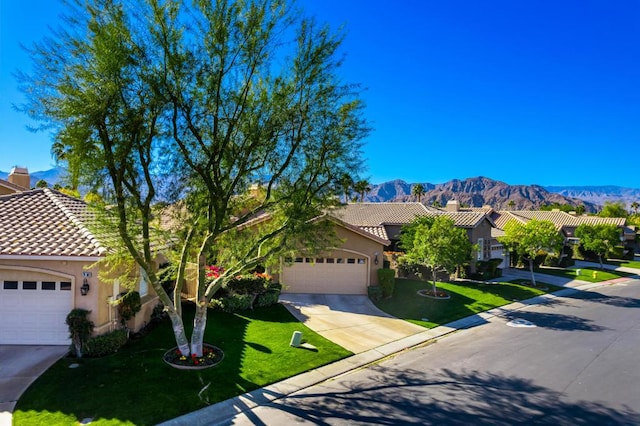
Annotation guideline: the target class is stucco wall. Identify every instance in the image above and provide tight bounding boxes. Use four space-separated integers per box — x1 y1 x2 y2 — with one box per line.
0 258 158 336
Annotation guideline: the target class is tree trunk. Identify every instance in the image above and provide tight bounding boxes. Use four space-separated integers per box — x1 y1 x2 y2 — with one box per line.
528 258 537 287
431 268 438 295
598 254 604 270
167 309 191 356
190 297 208 357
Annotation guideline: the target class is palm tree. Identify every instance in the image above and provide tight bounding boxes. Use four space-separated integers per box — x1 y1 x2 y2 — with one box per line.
507 200 515 210
353 179 371 202
411 183 425 203
339 174 354 204
631 201 639 215
432 200 442 208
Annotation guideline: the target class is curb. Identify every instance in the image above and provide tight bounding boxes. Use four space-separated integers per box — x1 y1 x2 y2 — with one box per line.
159 273 639 426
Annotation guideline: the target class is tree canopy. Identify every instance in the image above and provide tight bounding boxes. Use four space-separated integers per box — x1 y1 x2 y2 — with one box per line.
575 223 621 268
499 219 564 286
400 215 473 295
20 0 368 356
599 201 628 218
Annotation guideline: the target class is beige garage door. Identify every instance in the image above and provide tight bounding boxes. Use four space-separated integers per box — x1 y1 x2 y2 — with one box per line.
0 279 72 345
282 253 368 294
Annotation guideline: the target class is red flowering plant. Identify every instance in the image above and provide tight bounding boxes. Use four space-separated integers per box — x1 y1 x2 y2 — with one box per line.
206 265 224 279
163 344 224 368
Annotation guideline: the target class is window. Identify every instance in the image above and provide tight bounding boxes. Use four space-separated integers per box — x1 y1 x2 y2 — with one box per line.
315 258 324 263
295 257 304 263
326 258 335 264
347 258 356 264
357 258 366 264
139 268 149 297
284 257 292 263
476 238 484 261
305 258 313 263
3 281 18 290
23 281 37 290
42 281 56 290
336 258 344 264
60 281 72 291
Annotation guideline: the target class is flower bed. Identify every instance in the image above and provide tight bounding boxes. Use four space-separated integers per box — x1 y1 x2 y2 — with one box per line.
163 344 224 370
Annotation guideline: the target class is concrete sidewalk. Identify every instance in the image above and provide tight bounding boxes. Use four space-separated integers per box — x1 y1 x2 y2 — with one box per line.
161 269 640 426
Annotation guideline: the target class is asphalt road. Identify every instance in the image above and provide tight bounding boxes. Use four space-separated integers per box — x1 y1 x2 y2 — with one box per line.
223 280 640 425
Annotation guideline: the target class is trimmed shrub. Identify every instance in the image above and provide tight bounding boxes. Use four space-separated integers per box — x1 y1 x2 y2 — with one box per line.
85 329 128 357
377 268 396 298
255 288 281 308
66 309 94 358
211 293 254 312
227 274 270 295
117 291 142 326
368 285 383 302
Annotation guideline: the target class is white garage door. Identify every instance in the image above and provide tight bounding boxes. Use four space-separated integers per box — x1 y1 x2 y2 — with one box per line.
282 253 368 294
0 279 72 345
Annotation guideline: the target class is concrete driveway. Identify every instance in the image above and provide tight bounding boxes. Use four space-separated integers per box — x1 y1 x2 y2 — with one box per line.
279 294 424 354
0 345 69 425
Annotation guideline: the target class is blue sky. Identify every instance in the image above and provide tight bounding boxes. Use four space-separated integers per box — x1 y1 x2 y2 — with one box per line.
1 0 639 187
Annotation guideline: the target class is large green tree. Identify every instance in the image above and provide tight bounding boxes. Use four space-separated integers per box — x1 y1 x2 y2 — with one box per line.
20 0 367 357
575 223 621 269
599 201 628 218
400 215 473 296
499 219 564 287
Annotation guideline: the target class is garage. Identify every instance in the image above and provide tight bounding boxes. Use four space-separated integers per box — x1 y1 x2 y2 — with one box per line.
281 251 369 294
0 278 72 345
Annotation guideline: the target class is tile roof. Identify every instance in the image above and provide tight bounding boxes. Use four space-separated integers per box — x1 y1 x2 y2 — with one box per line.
490 210 626 230
0 178 26 193
331 203 431 226
359 225 388 240
0 189 107 257
330 203 490 229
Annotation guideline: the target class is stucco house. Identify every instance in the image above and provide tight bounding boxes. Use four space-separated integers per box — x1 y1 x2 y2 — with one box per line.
276 202 495 295
0 167 31 196
0 188 159 345
488 209 631 267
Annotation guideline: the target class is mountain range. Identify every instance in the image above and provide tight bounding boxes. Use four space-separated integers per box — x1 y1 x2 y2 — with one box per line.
363 177 640 212
2 168 639 211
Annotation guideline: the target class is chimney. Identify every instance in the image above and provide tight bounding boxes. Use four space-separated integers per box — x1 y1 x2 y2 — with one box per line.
446 199 460 212
8 167 30 189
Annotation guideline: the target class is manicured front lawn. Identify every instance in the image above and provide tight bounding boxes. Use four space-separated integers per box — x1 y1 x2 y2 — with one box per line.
13 304 351 426
535 266 633 282
606 259 640 270
374 279 560 328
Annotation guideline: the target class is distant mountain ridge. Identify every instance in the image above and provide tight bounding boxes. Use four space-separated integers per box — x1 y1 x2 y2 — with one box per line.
365 177 639 212
0 167 65 188
2 168 638 211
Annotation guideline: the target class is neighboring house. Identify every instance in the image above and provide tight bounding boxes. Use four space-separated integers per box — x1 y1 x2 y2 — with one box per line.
488 209 630 267
0 167 30 195
0 188 159 345
328 201 495 273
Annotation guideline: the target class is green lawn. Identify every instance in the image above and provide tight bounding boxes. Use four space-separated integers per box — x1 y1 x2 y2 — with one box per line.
374 279 560 328
13 304 351 426
606 259 640 270
535 266 633 282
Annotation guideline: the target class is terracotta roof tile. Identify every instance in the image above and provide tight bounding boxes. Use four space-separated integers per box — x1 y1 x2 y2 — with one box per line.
491 210 626 230
331 203 489 229
0 189 106 257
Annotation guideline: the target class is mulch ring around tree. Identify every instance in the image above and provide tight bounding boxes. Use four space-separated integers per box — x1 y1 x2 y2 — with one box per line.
417 289 451 300
163 343 224 370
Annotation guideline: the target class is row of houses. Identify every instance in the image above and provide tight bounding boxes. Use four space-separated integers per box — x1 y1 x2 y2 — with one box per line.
0 167 633 345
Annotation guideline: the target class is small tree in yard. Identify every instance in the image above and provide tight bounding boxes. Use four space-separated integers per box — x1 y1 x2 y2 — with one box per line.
499 219 564 287
400 215 473 297
21 0 367 358
575 223 621 269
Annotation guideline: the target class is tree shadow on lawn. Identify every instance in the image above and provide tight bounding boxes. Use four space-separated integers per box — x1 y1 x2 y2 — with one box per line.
384 280 534 328
14 303 346 425
248 365 640 425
